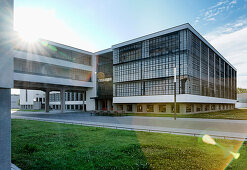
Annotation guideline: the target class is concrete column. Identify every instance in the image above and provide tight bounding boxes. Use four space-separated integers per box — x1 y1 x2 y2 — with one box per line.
82 91 85 111
142 104 147 113
0 89 11 169
45 90 50 112
216 104 220 111
132 104 137 113
193 104 197 113
154 104 159 113
179 104 187 114
202 104 206 112
123 104 127 112
166 104 172 114
0 1 13 168
113 103 117 111
60 88 65 113
107 99 111 111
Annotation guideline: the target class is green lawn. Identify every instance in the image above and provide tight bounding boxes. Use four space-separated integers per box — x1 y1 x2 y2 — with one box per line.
126 108 247 120
11 119 246 169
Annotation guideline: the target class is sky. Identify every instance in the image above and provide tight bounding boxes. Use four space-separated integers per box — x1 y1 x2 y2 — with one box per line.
12 0 247 94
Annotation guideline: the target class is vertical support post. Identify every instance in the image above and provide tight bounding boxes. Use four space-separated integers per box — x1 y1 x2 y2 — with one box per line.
60 88 65 113
45 90 50 112
174 67 177 120
0 89 11 169
0 1 13 169
82 91 85 111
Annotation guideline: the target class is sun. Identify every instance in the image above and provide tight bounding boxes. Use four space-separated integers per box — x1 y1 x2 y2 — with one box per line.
18 31 39 42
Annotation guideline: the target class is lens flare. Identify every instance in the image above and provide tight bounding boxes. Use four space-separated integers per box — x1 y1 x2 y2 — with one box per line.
202 134 240 160
202 134 216 145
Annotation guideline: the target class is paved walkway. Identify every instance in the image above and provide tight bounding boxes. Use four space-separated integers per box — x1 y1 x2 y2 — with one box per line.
11 111 247 140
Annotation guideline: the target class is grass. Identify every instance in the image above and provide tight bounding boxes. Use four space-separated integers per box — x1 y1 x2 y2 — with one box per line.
12 119 247 169
125 108 247 120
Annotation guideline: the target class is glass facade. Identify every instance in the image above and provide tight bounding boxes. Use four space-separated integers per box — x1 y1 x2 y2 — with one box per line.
14 39 92 66
113 29 237 100
96 52 113 99
14 58 92 82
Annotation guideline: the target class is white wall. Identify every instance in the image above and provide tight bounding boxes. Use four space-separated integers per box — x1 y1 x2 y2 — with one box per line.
20 89 44 105
235 102 247 108
113 94 236 104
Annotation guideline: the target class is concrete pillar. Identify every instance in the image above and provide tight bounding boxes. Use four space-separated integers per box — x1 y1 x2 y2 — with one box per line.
123 104 127 112
215 104 219 111
132 104 137 113
166 104 172 114
113 103 117 111
82 91 85 111
202 104 205 112
179 104 187 114
45 90 50 112
107 99 111 111
0 1 13 167
142 104 147 113
60 88 65 113
0 89 11 169
193 104 197 113
154 104 159 113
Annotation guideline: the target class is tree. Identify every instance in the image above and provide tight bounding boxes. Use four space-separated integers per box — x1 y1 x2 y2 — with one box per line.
237 87 247 94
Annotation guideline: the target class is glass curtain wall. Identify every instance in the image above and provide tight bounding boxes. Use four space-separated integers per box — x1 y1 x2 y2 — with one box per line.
113 30 188 97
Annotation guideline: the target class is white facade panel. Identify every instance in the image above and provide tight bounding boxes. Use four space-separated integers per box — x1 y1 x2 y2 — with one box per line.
113 94 236 104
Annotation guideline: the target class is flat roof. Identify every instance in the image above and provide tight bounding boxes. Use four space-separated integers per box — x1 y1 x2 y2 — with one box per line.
111 23 236 71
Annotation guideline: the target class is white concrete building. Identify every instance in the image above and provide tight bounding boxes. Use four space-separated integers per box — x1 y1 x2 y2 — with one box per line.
236 93 247 108
20 90 86 111
16 24 237 114
11 94 20 109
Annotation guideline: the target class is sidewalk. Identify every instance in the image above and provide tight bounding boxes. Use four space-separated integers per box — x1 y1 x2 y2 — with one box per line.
12 115 247 141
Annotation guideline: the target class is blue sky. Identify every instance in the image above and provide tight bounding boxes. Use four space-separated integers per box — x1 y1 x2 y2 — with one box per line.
13 0 247 89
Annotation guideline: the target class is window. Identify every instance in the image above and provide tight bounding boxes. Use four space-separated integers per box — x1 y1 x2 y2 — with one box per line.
137 105 143 112
196 104 202 112
146 105 154 112
211 104 215 110
205 105 210 111
159 105 166 113
186 104 192 113
127 105 132 112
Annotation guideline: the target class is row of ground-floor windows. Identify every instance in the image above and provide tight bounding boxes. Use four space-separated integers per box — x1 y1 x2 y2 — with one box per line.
51 104 85 110
118 104 179 113
21 105 33 109
117 104 235 113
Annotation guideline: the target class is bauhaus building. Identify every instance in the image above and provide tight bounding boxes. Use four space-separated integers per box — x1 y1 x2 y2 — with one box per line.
17 23 237 114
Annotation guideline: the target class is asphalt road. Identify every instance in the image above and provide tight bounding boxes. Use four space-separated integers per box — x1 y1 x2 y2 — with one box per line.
11 111 247 138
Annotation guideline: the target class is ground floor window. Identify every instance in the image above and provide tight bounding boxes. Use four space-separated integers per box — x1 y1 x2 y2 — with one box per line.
159 105 166 113
196 104 202 112
137 105 142 112
211 104 215 110
127 105 132 112
205 104 210 111
186 104 192 113
146 105 154 112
